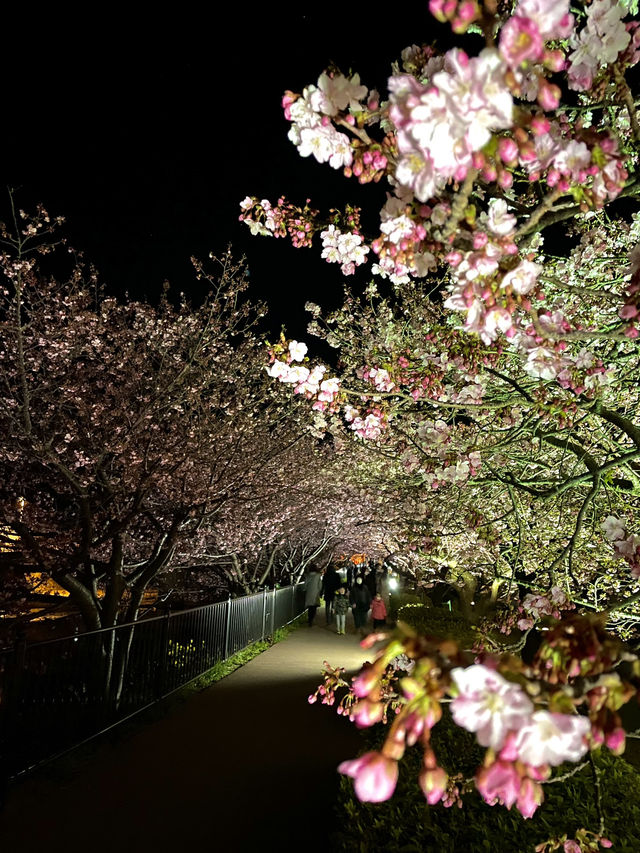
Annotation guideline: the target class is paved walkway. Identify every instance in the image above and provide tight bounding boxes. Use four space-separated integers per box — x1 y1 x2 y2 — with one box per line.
0 622 372 853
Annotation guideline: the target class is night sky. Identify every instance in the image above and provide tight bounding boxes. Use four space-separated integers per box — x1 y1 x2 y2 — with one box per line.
1 5 441 338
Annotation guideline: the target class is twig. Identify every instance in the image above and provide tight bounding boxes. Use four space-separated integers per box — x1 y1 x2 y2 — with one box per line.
543 760 589 784
336 118 374 146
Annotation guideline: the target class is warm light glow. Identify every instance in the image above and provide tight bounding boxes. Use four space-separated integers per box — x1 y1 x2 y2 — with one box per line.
25 573 70 597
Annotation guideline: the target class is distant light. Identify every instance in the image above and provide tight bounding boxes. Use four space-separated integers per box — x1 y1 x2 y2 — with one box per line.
389 578 399 590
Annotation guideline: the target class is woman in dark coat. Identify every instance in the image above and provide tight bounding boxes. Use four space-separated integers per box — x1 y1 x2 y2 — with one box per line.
350 577 371 636
322 565 341 624
364 566 377 598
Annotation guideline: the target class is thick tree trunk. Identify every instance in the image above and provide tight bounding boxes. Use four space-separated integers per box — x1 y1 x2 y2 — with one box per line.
456 572 477 620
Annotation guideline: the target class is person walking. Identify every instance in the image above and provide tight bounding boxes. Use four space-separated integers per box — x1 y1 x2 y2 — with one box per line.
334 586 350 634
371 593 387 629
346 562 354 590
322 564 341 625
364 565 377 598
379 567 392 609
304 566 323 627
350 576 371 637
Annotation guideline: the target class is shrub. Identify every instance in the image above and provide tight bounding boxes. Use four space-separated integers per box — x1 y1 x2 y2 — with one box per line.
387 591 428 621
398 602 478 649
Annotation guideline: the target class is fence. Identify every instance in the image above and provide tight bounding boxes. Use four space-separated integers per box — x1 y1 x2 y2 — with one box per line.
0 583 306 779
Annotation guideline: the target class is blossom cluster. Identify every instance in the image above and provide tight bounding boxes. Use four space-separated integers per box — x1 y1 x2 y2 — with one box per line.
370 195 438 285
243 0 638 387
451 664 589 816
389 46 514 202
320 615 640 825
266 338 398 440
344 405 386 441
239 196 318 247
568 0 631 91
266 340 342 412
517 585 575 631
601 514 640 578
284 71 367 169
320 225 369 276
536 828 612 853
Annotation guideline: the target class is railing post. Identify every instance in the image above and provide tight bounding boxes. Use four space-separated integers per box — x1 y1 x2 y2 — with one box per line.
261 588 267 641
155 609 171 699
224 596 232 659
290 584 294 621
271 588 276 635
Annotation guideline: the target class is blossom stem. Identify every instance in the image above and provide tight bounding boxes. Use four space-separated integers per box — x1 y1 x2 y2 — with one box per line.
441 169 479 242
614 67 640 146
542 760 589 784
336 118 374 146
588 752 606 837
515 188 563 241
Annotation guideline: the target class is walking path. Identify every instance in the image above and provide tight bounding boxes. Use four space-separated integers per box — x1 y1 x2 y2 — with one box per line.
0 622 372 853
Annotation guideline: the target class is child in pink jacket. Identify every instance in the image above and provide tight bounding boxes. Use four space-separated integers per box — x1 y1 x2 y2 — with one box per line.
371 593 387 629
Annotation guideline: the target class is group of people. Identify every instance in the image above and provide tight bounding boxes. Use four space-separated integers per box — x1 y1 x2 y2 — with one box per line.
303 560 392 637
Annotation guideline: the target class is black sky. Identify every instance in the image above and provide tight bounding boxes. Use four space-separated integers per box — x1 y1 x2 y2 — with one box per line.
1 5 440 337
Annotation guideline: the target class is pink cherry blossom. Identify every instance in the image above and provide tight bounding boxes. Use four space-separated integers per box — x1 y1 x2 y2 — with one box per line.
517 0 574 40
484 198 517 236
517 776 544 819
350 699 385 728
388 47 513 201
475 759 521 809
368 367 395 392
601 515 626 541
501 259 541 295
419 765 449 804
298 124 354 169
266 359 291 379
352 664 378 698
568 0 630 92
320 226 369 274
338 751 399 802
351 412 385 440
476 760 544 818
499 16 544 69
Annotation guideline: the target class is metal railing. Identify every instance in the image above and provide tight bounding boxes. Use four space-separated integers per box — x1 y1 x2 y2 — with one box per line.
0 583 306 779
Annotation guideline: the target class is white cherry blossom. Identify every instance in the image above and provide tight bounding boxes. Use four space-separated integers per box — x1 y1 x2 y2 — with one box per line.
450 664 534 751
515 712 590 767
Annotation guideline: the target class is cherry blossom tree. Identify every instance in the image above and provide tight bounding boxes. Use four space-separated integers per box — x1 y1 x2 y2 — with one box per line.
242 0 640 615
0 204 320 637
176 430 422 598
242 1 640 844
